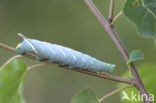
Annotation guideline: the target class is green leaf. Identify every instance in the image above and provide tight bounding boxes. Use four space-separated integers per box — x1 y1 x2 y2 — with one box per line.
123 0 156 39
71 88 99 103
118 63 156 103
0 59 27 103
128 50 144 64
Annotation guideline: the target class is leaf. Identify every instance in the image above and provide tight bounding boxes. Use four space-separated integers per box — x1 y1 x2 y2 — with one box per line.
123 0 156 39
118 63 156 103
71 88 100 103
128 50 144 64
0 59 27 103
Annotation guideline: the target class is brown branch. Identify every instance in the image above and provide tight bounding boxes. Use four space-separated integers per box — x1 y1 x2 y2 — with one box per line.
99 84 134 102
108 0 114 23
0 42 134 84
85 0 151 103
0 43 15 52
84 0 129 62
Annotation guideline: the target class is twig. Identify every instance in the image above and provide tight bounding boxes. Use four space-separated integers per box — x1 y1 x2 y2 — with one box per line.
85 0 151 103
99 84 133 102
111 11 123 25
0 55 22 69
28 63 50 70
108 0 114 23
0 42 134 84
0 43 15 52
60 65 134 84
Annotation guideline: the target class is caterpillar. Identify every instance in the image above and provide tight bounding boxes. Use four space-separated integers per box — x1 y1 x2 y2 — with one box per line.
16 33 115 73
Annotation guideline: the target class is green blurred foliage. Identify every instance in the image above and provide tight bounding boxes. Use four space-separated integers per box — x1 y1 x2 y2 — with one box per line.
0 0 156 103
0 59 26 103
118 63 156 103
123 0 156 38
71 88 99 103
128 50 144 64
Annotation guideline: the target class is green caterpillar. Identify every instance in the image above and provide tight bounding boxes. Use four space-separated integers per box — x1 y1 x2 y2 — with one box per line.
16 33 115 73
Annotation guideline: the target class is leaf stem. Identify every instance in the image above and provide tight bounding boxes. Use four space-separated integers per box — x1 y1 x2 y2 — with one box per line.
99 84 133 102
0 55 22 69
141 0 145 6
108 0 114 23
111 11 123 25
28 63 50 70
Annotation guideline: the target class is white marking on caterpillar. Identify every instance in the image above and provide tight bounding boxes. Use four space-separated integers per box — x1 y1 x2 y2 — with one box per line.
69 49 77 62
49 46 55 55
59 48 66 57
72 52 77 61
24 39 38 54
81 57 86 62
90 60 96 69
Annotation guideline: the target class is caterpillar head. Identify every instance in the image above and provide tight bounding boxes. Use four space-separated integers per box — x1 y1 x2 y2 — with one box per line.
16 33 38 55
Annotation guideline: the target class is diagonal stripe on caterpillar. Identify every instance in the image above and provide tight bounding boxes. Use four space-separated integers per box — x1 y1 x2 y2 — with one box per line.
16 33 115 73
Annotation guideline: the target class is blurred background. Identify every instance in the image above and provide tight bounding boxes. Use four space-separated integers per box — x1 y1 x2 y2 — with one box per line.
0 0 155 103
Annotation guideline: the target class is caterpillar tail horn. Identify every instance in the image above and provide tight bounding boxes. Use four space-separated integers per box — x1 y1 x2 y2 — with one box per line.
18 33 26 39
